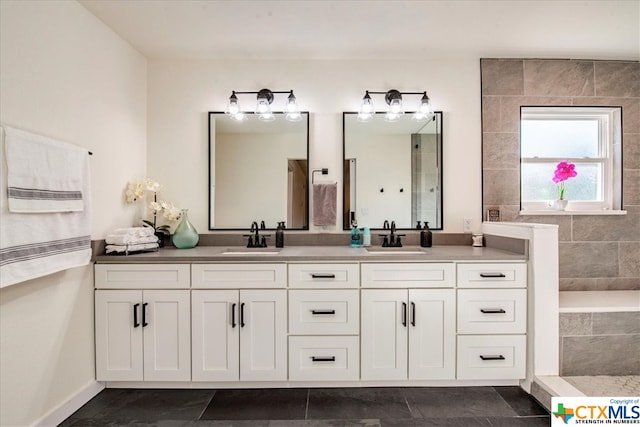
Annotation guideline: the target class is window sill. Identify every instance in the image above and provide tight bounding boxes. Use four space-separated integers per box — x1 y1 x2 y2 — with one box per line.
519 210 627 216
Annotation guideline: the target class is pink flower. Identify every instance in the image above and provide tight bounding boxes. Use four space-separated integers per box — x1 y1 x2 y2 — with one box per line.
552 161 577 183
552 161 578 200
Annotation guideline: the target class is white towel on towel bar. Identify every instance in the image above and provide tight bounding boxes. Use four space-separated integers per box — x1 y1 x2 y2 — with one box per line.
0 127 92 288
5 126 86 213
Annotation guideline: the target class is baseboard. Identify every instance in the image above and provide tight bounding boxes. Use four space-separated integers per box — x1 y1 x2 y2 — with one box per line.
32 381 104 427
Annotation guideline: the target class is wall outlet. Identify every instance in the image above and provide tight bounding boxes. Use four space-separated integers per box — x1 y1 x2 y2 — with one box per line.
463 217 472 232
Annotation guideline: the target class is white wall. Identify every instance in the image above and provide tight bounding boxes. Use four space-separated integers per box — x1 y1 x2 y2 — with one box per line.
346 133 412 228
214 132 306 227
0 1 147 425
148 58 481 232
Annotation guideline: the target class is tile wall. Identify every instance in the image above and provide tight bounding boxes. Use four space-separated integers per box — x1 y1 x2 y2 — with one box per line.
559 311 640 375
480 59 640 291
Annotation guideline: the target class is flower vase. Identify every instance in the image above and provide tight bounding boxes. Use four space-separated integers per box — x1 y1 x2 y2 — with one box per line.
551 199 569 211
172 209 199 249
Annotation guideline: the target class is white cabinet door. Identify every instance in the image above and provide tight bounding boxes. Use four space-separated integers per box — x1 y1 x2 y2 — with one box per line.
142 290 191 381
408 289 456 380
361 289 408 380
239 290 287 381
192 290 240 381
95 290 143 381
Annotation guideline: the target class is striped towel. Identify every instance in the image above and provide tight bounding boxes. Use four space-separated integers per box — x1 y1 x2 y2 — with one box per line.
0 127 92 288
5 126 85 213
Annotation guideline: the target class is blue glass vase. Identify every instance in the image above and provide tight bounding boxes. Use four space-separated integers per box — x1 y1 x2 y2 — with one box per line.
172 209 199 249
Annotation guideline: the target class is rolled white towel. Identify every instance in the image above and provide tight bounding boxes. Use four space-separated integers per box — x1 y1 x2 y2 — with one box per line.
106 242 159 254
105 234 159 246
111 226 155 237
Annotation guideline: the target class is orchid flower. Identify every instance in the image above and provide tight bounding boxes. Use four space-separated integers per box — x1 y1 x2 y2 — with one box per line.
552 161 578 200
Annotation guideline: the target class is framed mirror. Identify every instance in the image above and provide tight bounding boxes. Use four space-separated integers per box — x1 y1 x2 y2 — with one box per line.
343 112 443 230
208 112 309 230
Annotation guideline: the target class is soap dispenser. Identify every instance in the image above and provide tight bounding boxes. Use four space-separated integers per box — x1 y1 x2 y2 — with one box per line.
350 220 362 248
420 222 433 248
276 221 285 248
362 226 371 247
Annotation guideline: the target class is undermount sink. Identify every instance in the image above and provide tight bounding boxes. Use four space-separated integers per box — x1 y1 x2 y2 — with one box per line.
222 248 281 255
365 247 426 255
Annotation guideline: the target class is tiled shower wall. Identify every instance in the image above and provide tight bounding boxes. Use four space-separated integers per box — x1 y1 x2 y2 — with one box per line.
481 59 640 291
559 311 640 375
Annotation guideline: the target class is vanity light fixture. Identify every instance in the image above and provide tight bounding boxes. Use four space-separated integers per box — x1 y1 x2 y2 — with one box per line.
224 89 302 122
357 89 434 122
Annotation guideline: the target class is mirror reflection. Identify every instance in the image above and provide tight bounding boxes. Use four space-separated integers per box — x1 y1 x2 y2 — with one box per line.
208 112 309 229
343 112 443 230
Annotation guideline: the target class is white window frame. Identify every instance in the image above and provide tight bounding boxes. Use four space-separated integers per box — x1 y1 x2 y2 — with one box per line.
520 106 622 213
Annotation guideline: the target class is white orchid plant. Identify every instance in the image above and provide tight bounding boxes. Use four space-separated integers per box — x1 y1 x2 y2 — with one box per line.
125 178 181 235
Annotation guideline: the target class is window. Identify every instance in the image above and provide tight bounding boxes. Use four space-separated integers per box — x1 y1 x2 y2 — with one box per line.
520 106 622 212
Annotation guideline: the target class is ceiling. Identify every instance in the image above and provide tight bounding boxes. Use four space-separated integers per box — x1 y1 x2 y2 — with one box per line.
79 0 640 61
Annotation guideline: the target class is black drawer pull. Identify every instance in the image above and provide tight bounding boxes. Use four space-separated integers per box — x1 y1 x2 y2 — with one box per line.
480 308 506 314
410 302 416 327
311 356 336 362
480 355 506 361
311 309 336 315
142 302 148 327
311 273 336 279
240 303 246 328
401 302 407 327
133 303 140 328
231 303 237 328
479 273 506 278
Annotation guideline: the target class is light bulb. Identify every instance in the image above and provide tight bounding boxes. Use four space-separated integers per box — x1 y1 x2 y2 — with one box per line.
359 91 374 114
384 111 401 122
225 91 240 116
418 92 433 115
285 91 299 113
388 98 403 114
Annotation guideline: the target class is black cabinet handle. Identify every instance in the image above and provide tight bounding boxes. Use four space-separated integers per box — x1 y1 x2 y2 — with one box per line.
240 302 245 327
311 356 336 362
401 302 407 327
311 273 336 279
480 355 506 361
410 302 416 327
133 303 140 328
480 308 506 314
142 302 148 327
231 303 237 328
479 273 506 278
311 309 336 315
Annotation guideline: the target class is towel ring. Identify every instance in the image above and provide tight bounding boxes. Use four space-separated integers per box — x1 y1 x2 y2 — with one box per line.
312 168 328 184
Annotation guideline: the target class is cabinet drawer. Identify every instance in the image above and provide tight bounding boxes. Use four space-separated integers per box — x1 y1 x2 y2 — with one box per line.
457 263 527 288
289 290 359 335
288 263 359 288
289 336 359 381
457 335 526 380
95 264 190 289
361 263 455 288
457 289 527 334
192 264 286 288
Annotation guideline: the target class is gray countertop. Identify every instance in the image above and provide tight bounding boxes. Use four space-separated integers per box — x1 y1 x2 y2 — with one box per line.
94 245 527 263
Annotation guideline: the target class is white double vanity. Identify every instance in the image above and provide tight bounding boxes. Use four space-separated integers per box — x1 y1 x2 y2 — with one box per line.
93 222 559 393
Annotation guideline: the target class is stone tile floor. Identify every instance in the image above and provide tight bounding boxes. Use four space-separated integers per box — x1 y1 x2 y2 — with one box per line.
563 375 640 396
60 386 549 426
